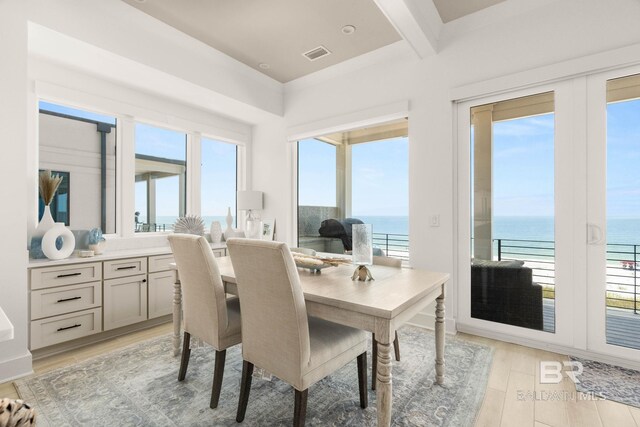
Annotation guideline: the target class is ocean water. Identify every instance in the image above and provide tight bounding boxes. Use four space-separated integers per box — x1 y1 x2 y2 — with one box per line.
146 214 640 247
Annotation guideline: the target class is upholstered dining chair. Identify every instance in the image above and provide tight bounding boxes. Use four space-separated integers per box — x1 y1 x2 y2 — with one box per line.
226 239 368 427
371 255 402 391
167 234 242 409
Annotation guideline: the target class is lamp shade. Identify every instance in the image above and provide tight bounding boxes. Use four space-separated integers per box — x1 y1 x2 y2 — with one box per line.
237 191 263 211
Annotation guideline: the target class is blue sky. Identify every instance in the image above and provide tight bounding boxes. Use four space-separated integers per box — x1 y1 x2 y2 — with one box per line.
298 137 409 216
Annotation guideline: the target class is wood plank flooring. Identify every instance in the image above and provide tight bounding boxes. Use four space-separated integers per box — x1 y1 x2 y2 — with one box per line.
0 324 638 426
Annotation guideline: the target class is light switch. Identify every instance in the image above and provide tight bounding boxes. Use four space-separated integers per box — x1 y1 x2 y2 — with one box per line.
430 215 440 227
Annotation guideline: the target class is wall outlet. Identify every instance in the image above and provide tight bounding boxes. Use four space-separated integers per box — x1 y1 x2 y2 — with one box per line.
430 214 440 227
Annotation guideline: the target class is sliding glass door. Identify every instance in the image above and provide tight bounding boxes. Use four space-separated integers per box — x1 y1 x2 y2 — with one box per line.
458 82 575 346
587 70 640 358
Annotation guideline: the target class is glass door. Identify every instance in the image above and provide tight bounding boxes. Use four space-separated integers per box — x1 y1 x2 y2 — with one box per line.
587 70 640 357
458 83 575 345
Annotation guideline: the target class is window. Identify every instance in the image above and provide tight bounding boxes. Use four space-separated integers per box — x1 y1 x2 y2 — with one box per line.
201 137 237 227
134 123 187 232
38 101 117 233
297 119 408 258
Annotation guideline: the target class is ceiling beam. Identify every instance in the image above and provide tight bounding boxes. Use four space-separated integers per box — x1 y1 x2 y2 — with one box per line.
373 0 442 58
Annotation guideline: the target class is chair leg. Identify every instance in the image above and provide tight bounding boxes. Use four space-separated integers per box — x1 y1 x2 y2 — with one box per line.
293 389 309 427
178 332 191 381
371 333 377 390
210 349 227 409
393 331 400 362
236 360 254 422
357 352 368 409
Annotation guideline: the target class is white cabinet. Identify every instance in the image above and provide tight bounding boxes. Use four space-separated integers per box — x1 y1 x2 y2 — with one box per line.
103 274 148 331
148 271 174 319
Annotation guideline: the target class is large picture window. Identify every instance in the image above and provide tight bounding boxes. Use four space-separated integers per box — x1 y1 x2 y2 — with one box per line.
134 123 187 232
201 137 238 227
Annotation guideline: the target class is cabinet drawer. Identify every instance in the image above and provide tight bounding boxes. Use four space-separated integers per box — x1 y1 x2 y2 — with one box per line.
148 271 175 319
103 257 147 280
148 254 174 273
31 262 102 290
103 275 148 331
30 308 102 350
31 281 102 320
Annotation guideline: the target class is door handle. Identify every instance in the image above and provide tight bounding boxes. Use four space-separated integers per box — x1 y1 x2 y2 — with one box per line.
587 223 604 245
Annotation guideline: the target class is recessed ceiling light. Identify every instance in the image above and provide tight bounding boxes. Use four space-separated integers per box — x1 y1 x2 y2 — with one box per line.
341 25 356 35
258 63 270 70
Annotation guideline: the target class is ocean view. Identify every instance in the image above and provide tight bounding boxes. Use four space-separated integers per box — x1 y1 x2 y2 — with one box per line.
151 214 640 245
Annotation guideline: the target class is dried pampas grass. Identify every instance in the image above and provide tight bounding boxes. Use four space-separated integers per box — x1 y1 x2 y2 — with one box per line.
39 170 63 205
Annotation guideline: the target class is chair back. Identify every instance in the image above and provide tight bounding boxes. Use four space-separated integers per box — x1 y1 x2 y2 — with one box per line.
226 239 310 383
373 255 402 268
168 234 229 347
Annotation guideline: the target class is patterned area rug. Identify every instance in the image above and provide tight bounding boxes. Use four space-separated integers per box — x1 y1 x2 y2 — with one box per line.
15 326 492 426
570 356 640 408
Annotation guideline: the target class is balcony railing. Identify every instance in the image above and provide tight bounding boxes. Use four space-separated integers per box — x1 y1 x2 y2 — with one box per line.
373 233 409 261
493 238 639 314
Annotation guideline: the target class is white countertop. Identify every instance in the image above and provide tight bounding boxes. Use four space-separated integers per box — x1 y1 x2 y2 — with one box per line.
28 243 227 268
0 307 14 343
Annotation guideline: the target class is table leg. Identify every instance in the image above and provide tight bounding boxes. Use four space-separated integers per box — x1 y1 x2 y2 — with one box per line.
172 276 182 357
376 338 393 426
435 289 445 385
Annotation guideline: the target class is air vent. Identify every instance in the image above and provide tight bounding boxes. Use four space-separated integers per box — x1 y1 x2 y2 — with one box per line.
303 46 331 62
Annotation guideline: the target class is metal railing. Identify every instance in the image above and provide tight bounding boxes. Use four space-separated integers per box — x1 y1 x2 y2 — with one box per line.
373 233 409 261
493 238 639 314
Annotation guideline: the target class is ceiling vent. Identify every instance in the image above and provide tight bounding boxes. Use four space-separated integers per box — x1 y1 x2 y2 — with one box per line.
303 46 331 62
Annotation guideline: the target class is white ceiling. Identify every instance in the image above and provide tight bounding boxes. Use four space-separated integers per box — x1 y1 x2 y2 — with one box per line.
433 0 507 23
121 0 511 83
121 0 402 83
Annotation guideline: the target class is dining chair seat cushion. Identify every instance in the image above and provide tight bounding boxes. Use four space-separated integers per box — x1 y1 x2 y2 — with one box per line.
219 297 242 349
301 316 367 390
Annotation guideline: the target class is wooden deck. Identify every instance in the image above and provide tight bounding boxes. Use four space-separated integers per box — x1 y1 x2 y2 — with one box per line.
543 299 640 349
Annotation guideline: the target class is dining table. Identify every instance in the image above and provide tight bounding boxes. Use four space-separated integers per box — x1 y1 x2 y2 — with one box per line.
171 256 449 427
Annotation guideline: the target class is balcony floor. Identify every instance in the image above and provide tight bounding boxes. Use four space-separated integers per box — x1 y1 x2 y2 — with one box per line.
543 299 640 350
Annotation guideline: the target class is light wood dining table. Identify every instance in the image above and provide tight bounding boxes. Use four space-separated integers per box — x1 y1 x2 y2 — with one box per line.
171 256 449 427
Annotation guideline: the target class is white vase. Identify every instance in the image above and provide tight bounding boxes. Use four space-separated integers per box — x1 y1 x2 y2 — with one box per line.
42 223 75 260
210 221 223 243
224 207 234 238
34 205 56 238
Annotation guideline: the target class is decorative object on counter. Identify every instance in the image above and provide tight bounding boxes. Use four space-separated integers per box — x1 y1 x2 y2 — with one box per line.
42 223 75 260
292 252 351 274
78 250 94 258
210 221 223 243
31 170 64 259
223 229 246 239
88 228 106 255
237 191 263 239
173 215 205 235
224 207 234 238
351 224 374 281
261 218 275 241
245 219 263 239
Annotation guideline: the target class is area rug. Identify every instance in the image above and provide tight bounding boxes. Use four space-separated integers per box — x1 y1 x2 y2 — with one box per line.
15 326 492 426
570 356 640 408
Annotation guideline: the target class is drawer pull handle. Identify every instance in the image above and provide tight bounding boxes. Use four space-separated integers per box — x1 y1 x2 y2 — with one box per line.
57 324 81 332
57 272 82 278
116 266 137 271
57 296 82 303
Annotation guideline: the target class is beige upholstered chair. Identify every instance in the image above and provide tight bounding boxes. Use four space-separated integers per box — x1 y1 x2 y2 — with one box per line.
167 234 242 409
227 239 368 427
371 255 402 390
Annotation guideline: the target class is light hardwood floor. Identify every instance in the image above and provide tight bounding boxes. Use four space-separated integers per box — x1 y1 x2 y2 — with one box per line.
1 325 638 427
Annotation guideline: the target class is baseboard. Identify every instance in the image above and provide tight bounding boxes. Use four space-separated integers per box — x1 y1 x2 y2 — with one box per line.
457 322 640 371
407 312 457 335
0 352 33 383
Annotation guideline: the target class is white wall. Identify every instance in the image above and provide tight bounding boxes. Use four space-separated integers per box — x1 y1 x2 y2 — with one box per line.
0 0 32 381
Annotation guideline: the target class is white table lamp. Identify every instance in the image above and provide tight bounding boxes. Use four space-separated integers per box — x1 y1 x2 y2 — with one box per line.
237 191 263 238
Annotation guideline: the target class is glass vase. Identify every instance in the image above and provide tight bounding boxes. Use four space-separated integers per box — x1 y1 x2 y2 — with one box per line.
352 224 373 266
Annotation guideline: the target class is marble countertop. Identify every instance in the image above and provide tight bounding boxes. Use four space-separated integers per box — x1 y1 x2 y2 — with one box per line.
0 307 13 343
28 243 227 269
